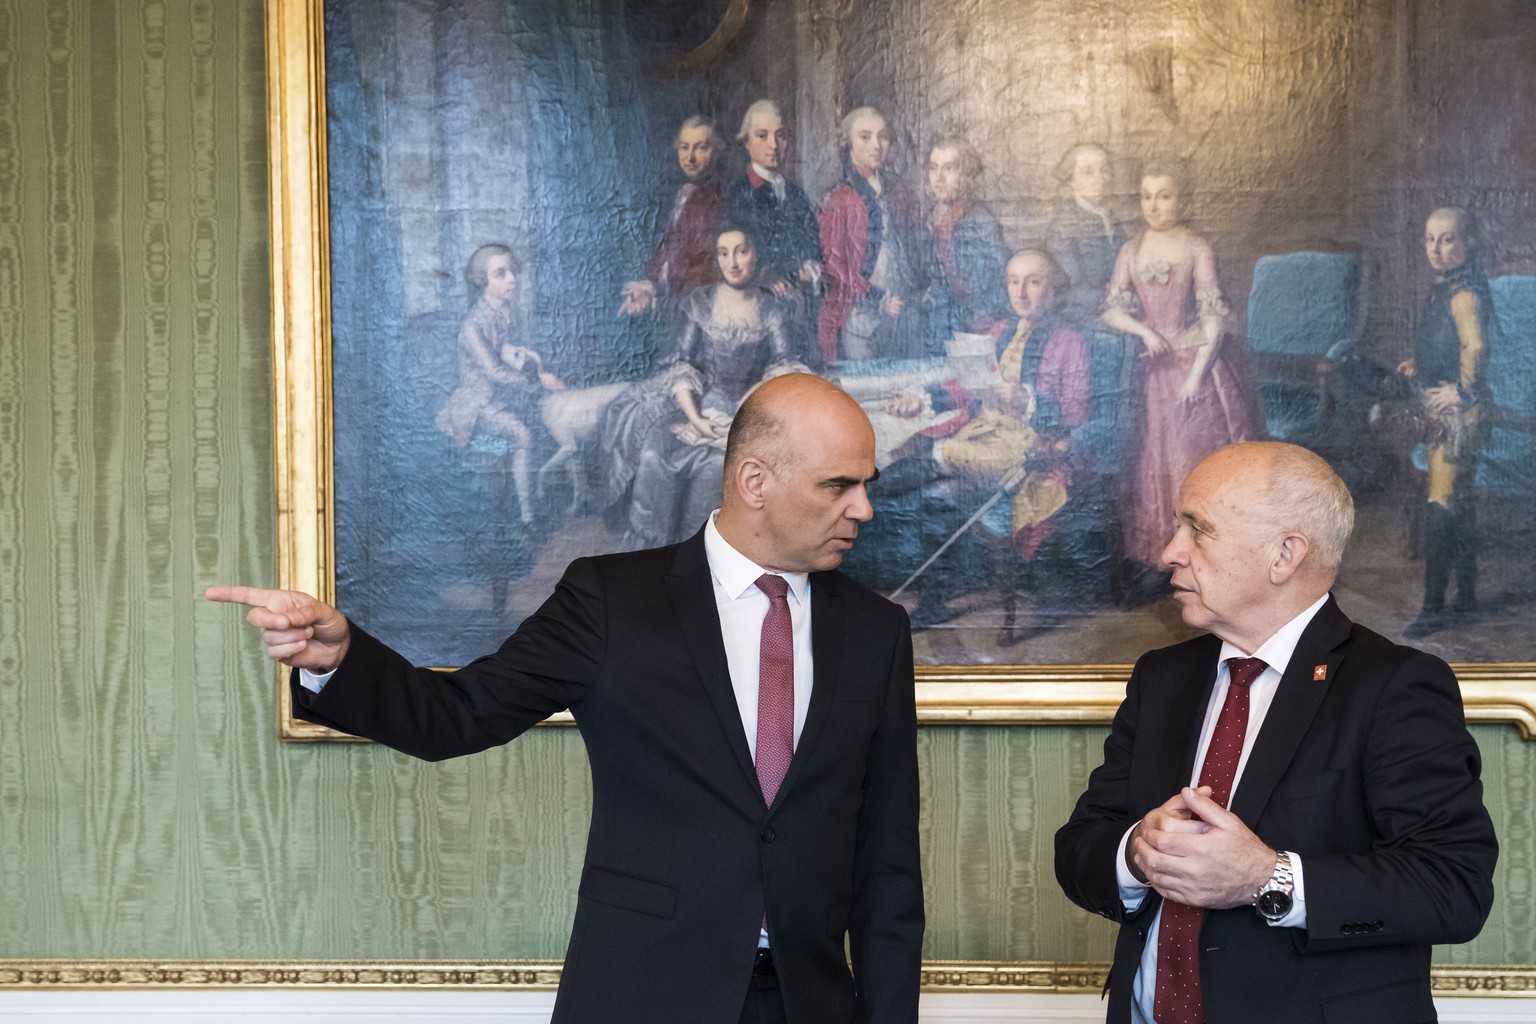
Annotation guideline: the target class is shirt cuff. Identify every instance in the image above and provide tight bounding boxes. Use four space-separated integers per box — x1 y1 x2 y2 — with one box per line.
1264 851 1307 929
298 666 336 694
1115 821 1149 911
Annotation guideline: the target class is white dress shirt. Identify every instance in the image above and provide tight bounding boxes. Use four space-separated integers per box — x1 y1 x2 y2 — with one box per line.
703 512 814 757
1117 592 1329 1024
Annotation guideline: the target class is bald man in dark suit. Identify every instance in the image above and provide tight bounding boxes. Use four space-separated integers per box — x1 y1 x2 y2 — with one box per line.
212 374 923 1024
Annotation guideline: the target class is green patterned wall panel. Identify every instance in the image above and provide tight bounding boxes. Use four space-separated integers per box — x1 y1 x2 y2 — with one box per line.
0 0 1530 969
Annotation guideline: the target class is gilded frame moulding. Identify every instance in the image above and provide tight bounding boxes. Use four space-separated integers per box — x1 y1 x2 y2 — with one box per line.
261 0 1536 742
2 960 1533 996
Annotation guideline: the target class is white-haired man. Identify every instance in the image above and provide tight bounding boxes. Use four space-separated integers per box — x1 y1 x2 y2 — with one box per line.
1057 441 1496 1024
817 105 922 363
722 100 823 308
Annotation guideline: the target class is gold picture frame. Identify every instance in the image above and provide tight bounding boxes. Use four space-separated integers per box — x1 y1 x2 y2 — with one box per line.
3 958 1533 998
264 0 1536 742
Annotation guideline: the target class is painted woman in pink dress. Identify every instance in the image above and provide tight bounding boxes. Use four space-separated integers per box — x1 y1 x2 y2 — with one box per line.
1101 159 1260 587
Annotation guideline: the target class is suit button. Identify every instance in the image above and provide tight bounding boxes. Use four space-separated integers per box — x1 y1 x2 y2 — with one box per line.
760 827 776 843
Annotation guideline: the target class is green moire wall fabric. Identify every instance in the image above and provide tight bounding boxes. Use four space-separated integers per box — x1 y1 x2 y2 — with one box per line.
0 0 1531 968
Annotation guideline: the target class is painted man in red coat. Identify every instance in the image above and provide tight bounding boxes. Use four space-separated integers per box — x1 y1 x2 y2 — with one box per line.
817 106 921 363
619 115 724 316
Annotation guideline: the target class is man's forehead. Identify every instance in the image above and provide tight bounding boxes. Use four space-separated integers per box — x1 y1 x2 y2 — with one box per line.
1008 254 1047 276
1181 462 1261 521
751 114 785 134
781 407 873 461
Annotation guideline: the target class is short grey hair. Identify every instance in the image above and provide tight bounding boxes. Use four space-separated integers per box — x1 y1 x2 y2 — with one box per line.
1007 248 1071 294
839 105 887 147
737 99 784 142
677 114 719 149
724 386 793 478
1427 206 1484 259
1254 442 1356 575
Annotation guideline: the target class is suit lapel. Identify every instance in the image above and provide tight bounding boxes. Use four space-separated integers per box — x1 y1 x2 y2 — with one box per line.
1148 634 1223 803
764 569 845 815
1231 596 1352 823
665 533 761 799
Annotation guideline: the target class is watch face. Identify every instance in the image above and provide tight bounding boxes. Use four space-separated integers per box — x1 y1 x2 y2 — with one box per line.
1257 890 1293 918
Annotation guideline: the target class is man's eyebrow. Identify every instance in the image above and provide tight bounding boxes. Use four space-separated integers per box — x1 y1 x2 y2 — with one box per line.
1178 510 1214 533
824 468 879 487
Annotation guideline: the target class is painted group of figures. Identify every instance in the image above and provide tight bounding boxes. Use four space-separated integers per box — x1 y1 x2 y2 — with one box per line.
434 99 1497 643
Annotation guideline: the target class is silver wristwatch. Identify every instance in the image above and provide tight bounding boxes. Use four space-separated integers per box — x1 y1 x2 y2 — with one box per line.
1254 850 1295 921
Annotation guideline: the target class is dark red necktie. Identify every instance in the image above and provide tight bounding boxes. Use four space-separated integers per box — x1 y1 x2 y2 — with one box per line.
1153 656 1267 1024
754 574 794 806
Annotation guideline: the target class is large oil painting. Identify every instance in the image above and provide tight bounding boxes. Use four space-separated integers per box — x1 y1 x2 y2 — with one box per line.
268 0 1536 736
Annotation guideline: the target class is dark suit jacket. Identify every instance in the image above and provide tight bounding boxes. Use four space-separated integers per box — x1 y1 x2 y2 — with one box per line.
1055 596 1496 1024
293 530 924 1024
722 173 823 287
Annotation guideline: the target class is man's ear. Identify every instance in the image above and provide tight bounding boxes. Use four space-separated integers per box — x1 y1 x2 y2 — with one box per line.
734 456 769 510
1270 532 1310 585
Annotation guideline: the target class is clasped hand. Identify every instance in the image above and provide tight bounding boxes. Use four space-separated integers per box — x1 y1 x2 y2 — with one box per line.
205 585 352 674
1129 786 1275 910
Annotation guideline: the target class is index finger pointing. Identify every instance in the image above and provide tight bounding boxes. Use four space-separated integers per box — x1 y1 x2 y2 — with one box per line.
206 585 278 607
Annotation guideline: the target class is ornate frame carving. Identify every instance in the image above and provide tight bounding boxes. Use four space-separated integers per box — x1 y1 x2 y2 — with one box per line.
2 959 1533 996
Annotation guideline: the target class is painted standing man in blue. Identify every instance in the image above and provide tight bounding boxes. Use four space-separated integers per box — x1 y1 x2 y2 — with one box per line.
1045 143 1126 327
722 99 823 362
1397 206 1495 638
921 134 1008 349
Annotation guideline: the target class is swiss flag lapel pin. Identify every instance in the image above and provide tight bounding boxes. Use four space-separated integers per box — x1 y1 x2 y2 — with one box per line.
1313 664 1328 681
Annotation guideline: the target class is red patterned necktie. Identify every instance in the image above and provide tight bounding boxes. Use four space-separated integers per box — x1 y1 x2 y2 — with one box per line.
1153 656 1267 1024
754 574 795 806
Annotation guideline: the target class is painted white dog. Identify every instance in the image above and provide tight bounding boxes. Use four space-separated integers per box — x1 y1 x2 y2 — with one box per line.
500 342 630 508
539 380 630 507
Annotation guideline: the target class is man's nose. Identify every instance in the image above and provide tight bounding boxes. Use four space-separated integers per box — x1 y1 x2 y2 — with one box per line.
848 487 875 522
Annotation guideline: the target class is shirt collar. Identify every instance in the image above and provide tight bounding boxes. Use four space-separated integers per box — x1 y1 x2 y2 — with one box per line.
1217 592 1330 678
704 511 810 605
749 162 782 186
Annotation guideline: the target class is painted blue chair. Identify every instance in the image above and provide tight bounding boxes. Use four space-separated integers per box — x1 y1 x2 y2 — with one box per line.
1476 274 1536 496
1245 250 1363 446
